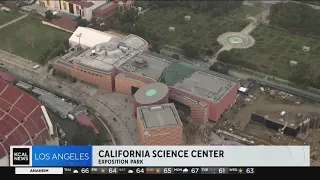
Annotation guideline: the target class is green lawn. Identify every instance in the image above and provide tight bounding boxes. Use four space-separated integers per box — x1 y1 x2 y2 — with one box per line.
138 8 249 54
231 5 263 19
0 16 70 61
230 25 320 79
0 10 23 25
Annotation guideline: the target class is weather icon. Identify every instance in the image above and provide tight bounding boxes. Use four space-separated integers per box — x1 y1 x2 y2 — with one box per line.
128 170 134 174
183 168 189 173
73 169 78 174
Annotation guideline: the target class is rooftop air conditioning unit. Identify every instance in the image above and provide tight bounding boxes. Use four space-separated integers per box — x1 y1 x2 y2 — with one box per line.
150 106 162 111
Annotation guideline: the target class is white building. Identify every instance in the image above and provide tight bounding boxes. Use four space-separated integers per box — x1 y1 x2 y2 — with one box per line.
69 27 122 49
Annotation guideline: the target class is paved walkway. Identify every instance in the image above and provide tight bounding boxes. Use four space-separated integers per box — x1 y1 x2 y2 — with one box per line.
209 9 270 64
0 14 28 29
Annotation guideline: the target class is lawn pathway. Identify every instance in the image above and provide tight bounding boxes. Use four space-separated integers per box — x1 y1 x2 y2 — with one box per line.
209 8 269 64
0 14 28 29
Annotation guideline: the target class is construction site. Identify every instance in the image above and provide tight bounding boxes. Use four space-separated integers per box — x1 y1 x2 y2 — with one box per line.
182 79 320 166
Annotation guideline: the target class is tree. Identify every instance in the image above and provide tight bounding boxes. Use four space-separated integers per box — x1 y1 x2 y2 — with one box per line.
217 50 230 63
206 49 213 56
52 69 56 75
209 62 229 75
77 19 88 27
181 42 199 58
269 2 320 36
25 34 35 48
172 54 179 59
72 125 102 145
45 10 53 21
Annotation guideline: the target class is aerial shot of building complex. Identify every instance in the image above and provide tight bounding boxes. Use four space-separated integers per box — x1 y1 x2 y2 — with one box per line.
0 0 319 166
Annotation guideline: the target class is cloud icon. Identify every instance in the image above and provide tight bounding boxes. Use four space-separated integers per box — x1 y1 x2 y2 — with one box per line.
183 168 188 173
73 170 78 174
128 170 133 173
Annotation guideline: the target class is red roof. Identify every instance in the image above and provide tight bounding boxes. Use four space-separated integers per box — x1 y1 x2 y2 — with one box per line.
67 0 95 8
76 114 99 134
0 72 15 82
93 1 117 16
50 17 77 32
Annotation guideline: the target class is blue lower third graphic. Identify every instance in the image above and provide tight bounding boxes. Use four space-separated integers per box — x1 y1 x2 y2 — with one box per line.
32 146 92 167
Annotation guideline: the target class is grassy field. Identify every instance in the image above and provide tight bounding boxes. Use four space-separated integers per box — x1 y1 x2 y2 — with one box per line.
138 8 249 53
231 5 263 19
0 16 70 61
0 10 23 25
230 25 320 79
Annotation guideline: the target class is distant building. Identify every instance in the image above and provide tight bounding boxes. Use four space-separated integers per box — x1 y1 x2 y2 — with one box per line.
93 1 118 20
38 93 74 118
40 0 132 21
136 103 183 145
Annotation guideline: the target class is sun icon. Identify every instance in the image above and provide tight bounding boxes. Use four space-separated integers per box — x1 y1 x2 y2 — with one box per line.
238 168 243 174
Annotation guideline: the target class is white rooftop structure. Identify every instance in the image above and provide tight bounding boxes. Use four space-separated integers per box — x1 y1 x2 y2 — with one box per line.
69 27 121 49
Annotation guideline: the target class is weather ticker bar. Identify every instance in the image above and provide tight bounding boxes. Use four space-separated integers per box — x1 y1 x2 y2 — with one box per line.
64 167 255 175
1 167 319 175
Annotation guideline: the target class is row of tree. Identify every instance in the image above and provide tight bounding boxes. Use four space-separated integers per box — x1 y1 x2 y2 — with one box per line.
37 39 69 65
136 0 243 14
269 2 320 36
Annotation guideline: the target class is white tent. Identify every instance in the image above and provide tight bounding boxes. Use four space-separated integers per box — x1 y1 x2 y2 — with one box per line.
69 27 114 49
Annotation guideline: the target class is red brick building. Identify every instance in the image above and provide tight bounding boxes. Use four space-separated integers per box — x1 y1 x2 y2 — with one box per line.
93 1 118 19
136 104 183 145
54 33 239 125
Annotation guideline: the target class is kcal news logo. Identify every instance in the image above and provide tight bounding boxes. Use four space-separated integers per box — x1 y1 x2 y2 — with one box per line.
10 146 31 166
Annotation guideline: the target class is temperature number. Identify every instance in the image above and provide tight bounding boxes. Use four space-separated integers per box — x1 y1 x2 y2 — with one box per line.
136 168 145 174
191 168 199 174
246 168 255 174
81 168 90 174
109 168 117 174
164 168 172 173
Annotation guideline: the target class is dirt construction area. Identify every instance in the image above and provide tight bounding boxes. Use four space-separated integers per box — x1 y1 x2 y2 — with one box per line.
183 86 320 166
218 89 320 166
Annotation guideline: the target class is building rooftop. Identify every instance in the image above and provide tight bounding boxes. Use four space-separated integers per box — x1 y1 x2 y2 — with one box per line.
67 0 94 8
119 34 148 50
137 103 182 129
93 1 117 16
39 93 74 116
75 42 140 72
69 27 121 48
120 52 172 81
134 82 169 105
15 81 33 90
31 87 49 96
173 71 237 102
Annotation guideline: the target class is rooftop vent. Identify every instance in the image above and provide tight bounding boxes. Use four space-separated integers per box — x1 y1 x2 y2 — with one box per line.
91 50 96 56
133 58 147 68
150 106 162 111
95 45 101 53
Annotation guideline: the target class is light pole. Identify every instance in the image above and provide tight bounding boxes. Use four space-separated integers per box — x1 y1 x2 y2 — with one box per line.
76 33 82 49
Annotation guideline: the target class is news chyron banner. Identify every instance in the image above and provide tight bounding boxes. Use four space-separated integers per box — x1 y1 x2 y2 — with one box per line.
10 146 310 167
